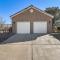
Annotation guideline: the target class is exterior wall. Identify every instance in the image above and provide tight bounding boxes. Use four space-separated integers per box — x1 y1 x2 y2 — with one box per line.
12 8 53 33
12 20 17 33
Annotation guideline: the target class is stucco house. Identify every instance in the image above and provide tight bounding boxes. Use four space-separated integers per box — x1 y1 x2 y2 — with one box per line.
10 5 54 34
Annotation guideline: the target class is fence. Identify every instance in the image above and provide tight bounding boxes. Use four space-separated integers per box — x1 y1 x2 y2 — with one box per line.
0 24 14 43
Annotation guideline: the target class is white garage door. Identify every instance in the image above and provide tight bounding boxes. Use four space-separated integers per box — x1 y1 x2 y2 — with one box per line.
33 22 47 33
17 22 30 34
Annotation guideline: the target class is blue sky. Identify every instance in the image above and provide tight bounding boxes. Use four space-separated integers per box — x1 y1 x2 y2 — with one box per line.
0 0 60 24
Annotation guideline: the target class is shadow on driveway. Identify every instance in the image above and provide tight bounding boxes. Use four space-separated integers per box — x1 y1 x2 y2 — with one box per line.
1 34 46 44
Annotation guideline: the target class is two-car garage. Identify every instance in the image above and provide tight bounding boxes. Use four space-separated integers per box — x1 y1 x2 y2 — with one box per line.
11 5 53 34
17 21 47 34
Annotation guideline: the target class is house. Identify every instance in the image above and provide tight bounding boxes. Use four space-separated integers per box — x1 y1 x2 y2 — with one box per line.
53 20 60 32
10 5 54 34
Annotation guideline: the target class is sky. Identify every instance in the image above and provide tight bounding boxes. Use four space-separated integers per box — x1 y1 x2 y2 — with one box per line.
0 0 60 24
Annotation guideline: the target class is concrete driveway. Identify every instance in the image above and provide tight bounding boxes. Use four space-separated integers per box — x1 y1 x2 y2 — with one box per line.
0 34 60 60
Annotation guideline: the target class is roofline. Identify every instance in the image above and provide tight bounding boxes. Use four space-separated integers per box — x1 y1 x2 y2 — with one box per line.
10 5 54 18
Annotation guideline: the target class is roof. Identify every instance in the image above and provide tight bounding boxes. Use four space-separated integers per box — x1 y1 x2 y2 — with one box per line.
10 5 54 18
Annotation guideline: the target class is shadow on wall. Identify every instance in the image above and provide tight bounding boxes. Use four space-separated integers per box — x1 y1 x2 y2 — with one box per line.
50 33 60 41
1 33 46 44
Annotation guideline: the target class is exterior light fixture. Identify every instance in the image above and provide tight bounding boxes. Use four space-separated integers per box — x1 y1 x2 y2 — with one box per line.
13 21 15 24
49 19 51 23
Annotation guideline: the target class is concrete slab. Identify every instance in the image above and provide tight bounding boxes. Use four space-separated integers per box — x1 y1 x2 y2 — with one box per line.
0 34 60 60
33 45 60 60
0 44 32 60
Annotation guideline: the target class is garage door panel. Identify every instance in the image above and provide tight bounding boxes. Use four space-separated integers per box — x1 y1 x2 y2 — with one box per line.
33 22 47 33
17 22 30 34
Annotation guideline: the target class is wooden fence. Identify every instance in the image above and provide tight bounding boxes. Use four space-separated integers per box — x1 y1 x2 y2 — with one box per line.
0 24 12 33
0 24 14 43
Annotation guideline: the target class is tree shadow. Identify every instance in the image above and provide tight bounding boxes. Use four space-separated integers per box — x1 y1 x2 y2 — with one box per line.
1 33 46 44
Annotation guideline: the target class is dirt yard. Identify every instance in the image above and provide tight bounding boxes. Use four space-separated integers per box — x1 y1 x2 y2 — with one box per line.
0 34 60 60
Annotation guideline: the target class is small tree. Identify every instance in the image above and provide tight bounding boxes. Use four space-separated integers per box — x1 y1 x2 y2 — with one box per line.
0 16 5 30
45 7 60 24
45 7 59 15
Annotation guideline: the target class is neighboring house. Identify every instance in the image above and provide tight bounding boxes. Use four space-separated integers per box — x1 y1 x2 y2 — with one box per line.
54 20 60 32
10 5 54 34
55 20 60 27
